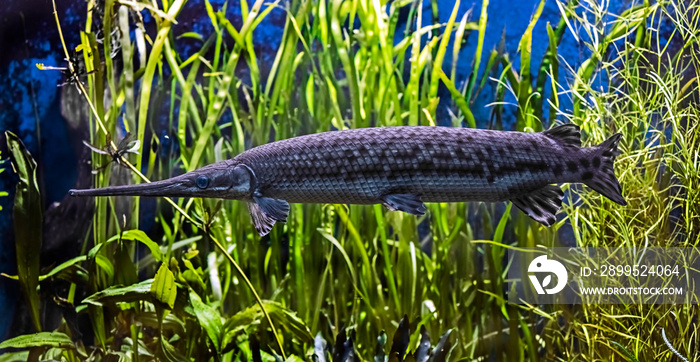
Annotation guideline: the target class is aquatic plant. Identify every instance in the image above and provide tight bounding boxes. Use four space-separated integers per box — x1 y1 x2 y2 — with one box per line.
1 0 698 361
0 150 7 211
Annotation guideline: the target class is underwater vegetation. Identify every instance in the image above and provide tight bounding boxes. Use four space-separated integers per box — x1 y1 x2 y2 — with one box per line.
0 0 698 360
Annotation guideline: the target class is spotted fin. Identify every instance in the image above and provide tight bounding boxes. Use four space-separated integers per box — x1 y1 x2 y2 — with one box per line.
511 185 564 226
381 193 427 215
543 124 581 147
247 192 290 236
584 133 626 205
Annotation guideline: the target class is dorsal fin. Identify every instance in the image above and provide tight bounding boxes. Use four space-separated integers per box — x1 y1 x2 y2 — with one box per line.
543 124 581 147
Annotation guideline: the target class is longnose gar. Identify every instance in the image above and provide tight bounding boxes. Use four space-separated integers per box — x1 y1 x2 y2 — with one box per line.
70 125 626 236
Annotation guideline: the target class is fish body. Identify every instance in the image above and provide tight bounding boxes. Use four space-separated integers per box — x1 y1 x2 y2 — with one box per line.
71 125 626 235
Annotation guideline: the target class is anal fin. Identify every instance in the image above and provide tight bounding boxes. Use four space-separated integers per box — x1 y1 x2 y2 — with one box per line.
381 193 427 215
511 185 564 226
247 191 290 236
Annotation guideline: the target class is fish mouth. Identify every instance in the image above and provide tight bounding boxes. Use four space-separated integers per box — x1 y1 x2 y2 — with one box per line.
69 178 193 198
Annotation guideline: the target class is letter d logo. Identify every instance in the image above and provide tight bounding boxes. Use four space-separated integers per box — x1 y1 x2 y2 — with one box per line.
528 255 568 295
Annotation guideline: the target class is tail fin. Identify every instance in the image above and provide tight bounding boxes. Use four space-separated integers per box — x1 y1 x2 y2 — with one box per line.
583 133 627 205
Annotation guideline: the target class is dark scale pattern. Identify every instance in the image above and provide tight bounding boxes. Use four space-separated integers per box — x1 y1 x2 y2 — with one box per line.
233 126 589 205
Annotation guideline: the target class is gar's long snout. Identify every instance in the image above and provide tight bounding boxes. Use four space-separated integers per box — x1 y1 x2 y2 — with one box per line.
69 162 254 200
69 176 188 197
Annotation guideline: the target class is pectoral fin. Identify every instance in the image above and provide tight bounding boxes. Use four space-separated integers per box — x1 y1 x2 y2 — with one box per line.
381 193 427 215
247 202 276 236
247 192 290 236
511 185 564 226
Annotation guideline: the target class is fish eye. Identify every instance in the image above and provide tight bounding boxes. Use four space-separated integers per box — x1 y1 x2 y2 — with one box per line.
196 175 209 189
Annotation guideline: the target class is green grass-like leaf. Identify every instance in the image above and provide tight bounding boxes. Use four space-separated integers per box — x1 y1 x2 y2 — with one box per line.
0 332 73 350
152 263 177 309
5 131 42 333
